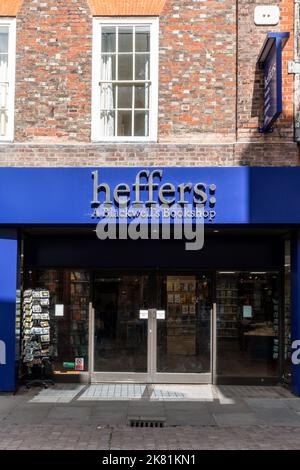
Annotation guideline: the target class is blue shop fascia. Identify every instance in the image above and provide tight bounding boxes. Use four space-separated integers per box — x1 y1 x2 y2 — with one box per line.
0 166 300 394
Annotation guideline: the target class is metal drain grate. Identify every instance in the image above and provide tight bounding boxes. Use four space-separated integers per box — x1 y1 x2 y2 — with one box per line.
128 417 166 428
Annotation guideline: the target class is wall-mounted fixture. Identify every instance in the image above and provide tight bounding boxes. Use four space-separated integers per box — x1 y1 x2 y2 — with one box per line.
254 5 280 26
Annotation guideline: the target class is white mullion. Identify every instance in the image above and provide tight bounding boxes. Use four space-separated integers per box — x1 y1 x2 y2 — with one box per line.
132 26 136 137
115 26 119 137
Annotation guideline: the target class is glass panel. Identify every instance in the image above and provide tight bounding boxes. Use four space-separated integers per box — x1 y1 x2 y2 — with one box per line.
100 110 115 137
100 84 116 110
216 271 280 377
93 275 149 372
118 85 132 109
135 54 150 80
135 85 149 109
25 269 90 374
135 26 150 53
0 108 8 137
0 54 8 82
157 275 212 373
118 27 133 53
118 54 133 80
134 111 149 137
101 26 116 53
118 110 132 136
100 54 116 81
0 27 8 54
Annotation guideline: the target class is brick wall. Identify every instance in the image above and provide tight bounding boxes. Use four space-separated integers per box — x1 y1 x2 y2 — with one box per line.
15 0 92 142
0 142 297 166
0 0 297 166
158 0 237 141
237 0 294 141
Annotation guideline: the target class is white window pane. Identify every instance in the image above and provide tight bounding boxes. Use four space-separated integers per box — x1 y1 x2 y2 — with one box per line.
100 110 115 137
134 111 149 137
118 54 133 80
101 27 116 53
0 27 8 54
100 84 116 110
118 86 132 109
135 85 150 109
0 109 7 136
135 54 150 80
135 26 150 53
117 111 132 136
0 54 8 82
0 82 8 108
119 27 133 53
100 54 116 81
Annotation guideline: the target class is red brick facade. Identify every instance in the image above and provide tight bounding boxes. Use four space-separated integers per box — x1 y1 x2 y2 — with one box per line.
0 0 298 166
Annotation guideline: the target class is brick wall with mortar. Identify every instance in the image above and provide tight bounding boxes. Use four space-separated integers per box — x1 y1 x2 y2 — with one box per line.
237 0 294 142
0 0 297 166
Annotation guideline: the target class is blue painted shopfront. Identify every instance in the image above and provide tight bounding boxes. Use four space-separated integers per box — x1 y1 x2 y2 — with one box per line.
1 167 300 393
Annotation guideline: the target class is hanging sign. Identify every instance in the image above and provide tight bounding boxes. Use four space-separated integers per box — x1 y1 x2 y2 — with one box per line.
258 32 289 133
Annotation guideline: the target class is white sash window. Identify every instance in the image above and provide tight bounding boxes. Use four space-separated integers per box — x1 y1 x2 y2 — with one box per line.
92 18 158 142
0 19 16 142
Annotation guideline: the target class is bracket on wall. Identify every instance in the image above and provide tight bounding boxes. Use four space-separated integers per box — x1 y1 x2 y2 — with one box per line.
258 126 274 134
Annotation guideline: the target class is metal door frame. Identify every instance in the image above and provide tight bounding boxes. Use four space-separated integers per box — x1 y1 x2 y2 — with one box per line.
90 304 215 385
90 274 215 384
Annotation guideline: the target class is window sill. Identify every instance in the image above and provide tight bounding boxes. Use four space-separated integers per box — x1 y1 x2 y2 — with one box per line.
91 138 158 144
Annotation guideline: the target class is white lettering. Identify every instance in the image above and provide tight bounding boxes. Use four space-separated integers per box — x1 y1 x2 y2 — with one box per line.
292 340 300 365
0 340 6 365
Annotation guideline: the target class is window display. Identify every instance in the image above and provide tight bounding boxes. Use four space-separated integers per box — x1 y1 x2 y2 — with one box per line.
25 269 90 375
217 271 280 378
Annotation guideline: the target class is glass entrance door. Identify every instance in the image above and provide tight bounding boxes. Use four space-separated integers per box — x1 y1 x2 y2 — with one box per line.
153 274 212 382
93 274 150 381
92 272 213 383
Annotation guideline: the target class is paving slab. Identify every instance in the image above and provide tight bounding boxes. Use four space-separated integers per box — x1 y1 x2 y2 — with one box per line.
281 398 300 412
213 412 262 426
245 397 292 409
127 402 165 415
2 406 51 425
46 406 92 424
206 398 252 414
165 409 216 426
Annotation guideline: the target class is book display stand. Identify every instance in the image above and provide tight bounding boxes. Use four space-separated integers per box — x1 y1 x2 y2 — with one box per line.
22 289 55 388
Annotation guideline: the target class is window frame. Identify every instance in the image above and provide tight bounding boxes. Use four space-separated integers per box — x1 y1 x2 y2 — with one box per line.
92 17 159 142
0 18 16 143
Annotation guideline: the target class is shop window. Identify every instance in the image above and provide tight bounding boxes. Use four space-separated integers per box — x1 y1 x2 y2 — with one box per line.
92 18 159 141
216 271 281 379
24 269 90 376
0 19 16 141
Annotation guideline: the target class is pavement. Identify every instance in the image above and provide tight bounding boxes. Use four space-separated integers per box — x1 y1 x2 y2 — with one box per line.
0 384 300 449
